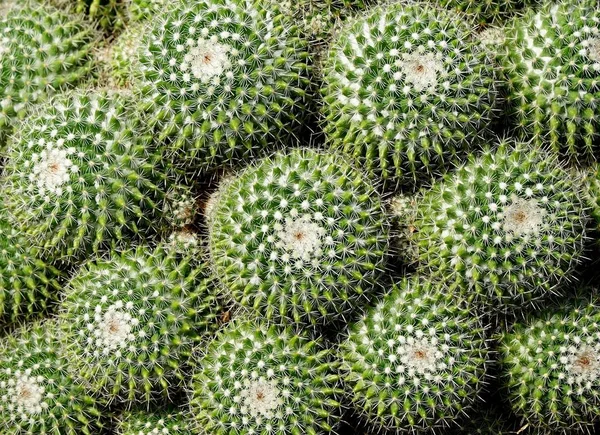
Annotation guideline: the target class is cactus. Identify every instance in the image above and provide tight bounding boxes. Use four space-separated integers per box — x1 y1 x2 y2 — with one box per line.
207 148 389 328
499 295 600 433
189 318 342 434
0 2 95 142
117 409 193 435
50 0 128 30
135 0 311 174
127 0 169 22
434 0 540 24
57 244 221 406
1 90 180 262
413 140 588 312
498 0 600 162
339 276 490 433
0 320 103 434
390 191 422 266
321 1 498 188
0 208 61 327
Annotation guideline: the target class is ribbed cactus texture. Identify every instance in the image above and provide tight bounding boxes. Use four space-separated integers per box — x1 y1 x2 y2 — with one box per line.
57 245 221 406
498 0 600 162
117 409 193 435
339 277 490 433
189 319 342 434
499 296 600 433
207 148 389 328
2 90 177 262
321 1 498 187
0 2 94 140
435 0 540 23
413 140 588 312
0 207 61 326
0 321 103 434
136 0 311 173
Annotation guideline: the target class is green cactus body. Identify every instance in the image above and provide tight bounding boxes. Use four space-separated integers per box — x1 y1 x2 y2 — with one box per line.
189 319 342 434
414 140 588 312
435 0 541 24
321 1 498 188
0 321 103 434
498 1 600 162
340 276 490 433
2 90 179 262
499 297 600 432
128 0 169 21
136 0 311 174
207 148 389 328
582 162 600 230
95 22 144 89
0 210 61 326
0 3 95 141
57 245 221 406
117 409 193 435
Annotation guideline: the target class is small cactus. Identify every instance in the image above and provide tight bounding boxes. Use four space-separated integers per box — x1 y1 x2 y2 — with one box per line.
321 1 498 187
135 0 311 174
207 148 389 328
499 295 600 433
498 0 600 162
339 276 491 433
57 244 221 406
0 321 103 434
189 318 343 434
2 90 179 262
117 409 194 435
413 140 588 312
0 2 95 141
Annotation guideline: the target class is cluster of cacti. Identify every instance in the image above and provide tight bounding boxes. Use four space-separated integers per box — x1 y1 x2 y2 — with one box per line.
321 1 499 187
1 0 600 434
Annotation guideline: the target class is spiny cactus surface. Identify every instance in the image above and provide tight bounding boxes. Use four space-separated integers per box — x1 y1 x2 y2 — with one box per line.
117 409 194 435
136 0 311 174
414 140 588 312
207 148 389 328
0 2 95 141
2 90 178 262
57 244 221 406
499 0 600 162
499 296 600 433
189 319 342 434
0 321 103 434
321 1 498 187
340 276 490 433
435 0 540 24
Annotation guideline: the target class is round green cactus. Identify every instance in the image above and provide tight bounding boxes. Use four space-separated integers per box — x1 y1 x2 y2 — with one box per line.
435 0 540 24
117 409 193 435
413 140 588 312
57 244 221 406
207 148 389 328
1 90 179 262
0 2 95 141
339 276 490 433
0 208 61 326
321 1 498 187
189 319 342 434
498 0 600 162
135 0 311 174
0 321 103 434
499 295 600 433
